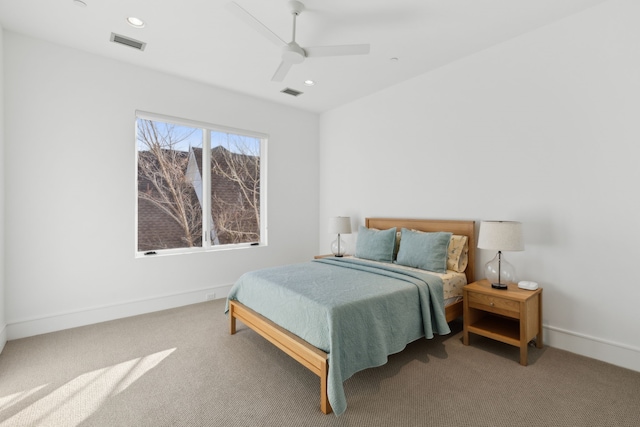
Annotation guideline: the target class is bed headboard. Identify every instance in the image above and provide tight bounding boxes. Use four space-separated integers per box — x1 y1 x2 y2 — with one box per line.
365 217 476 284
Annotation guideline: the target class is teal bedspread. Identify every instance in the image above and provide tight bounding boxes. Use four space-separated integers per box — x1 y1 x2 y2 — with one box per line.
225 257 450 415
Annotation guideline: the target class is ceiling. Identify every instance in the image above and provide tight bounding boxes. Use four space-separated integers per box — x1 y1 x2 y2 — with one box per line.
0 0 606 113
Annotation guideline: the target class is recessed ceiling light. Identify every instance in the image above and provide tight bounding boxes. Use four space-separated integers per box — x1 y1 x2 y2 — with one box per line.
126 17 146 28
73 0 87 7
390 57 399 62
304 80 315 86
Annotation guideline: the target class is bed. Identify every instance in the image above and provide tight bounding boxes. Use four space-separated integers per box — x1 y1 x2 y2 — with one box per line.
226 218 476 415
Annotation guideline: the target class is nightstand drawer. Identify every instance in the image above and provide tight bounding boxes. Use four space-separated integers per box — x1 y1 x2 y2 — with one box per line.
468 292 520 318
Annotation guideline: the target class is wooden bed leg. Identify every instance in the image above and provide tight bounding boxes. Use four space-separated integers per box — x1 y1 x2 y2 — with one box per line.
229 304 236 335
320 360 332 414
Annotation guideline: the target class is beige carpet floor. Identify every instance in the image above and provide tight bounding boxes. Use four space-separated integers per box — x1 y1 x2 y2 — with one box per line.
1 299 639 426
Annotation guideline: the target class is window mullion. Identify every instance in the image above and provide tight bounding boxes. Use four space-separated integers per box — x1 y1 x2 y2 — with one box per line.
202 130 212 247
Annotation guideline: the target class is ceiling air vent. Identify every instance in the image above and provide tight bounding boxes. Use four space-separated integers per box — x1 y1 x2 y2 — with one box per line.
281 88 303 97
110 33 146 51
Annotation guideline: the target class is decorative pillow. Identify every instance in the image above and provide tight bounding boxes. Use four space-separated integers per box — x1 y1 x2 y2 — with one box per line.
396 228 452 273
355 226 397 262
447 235 469 273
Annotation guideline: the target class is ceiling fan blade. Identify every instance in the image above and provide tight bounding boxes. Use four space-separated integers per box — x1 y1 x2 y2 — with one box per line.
304 44 370 58
226 2 287 47
271 61 294 82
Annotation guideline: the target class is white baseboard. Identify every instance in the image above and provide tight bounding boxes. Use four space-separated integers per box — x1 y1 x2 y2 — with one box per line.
544 324 640 373
6 284 233 340
0 324 7 354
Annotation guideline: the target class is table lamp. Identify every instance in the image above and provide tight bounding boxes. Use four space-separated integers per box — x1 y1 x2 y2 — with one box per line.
477 221 524 289
328 217 351 257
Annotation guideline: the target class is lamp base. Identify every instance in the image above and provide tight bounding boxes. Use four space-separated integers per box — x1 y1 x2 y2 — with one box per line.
331 236 347 257
491 283 508 290
484 252 517 286
333 254 344 258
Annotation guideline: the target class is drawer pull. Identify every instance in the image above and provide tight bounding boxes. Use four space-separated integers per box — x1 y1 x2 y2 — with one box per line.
490 302 495 306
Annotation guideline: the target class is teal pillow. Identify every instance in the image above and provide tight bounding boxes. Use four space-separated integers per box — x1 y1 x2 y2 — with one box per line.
396 228 452 273
355 226 397 262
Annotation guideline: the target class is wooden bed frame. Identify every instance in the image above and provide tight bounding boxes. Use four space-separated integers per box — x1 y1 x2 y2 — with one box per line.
228 218 476 414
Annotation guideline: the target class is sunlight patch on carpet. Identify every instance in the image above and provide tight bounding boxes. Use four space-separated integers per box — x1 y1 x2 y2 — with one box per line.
0 348 175 426
0 384 48 413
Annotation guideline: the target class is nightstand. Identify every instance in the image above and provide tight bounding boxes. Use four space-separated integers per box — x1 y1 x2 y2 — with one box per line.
463 279 543 366
314 254 335 259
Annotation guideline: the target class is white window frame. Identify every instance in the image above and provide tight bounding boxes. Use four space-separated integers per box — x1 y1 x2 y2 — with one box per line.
135 110 268 257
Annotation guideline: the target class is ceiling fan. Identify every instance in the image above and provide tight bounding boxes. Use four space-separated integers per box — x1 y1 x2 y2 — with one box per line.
227 0 370 82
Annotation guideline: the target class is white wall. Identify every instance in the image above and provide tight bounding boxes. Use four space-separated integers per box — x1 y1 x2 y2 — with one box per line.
0 24 6 352
3 32 319 339
319 0 640 372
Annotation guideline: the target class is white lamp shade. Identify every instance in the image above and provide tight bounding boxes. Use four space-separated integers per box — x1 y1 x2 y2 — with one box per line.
328 217 352 234
477 221 524 251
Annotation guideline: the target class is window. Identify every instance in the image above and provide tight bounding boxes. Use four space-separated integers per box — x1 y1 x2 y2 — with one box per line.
136 112 266 255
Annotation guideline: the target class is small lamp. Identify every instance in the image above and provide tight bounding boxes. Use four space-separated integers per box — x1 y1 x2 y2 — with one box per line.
328 217 351 257
477 221 524 289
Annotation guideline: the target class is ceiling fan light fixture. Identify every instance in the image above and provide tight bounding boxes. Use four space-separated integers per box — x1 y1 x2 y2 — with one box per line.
283 43 305 64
